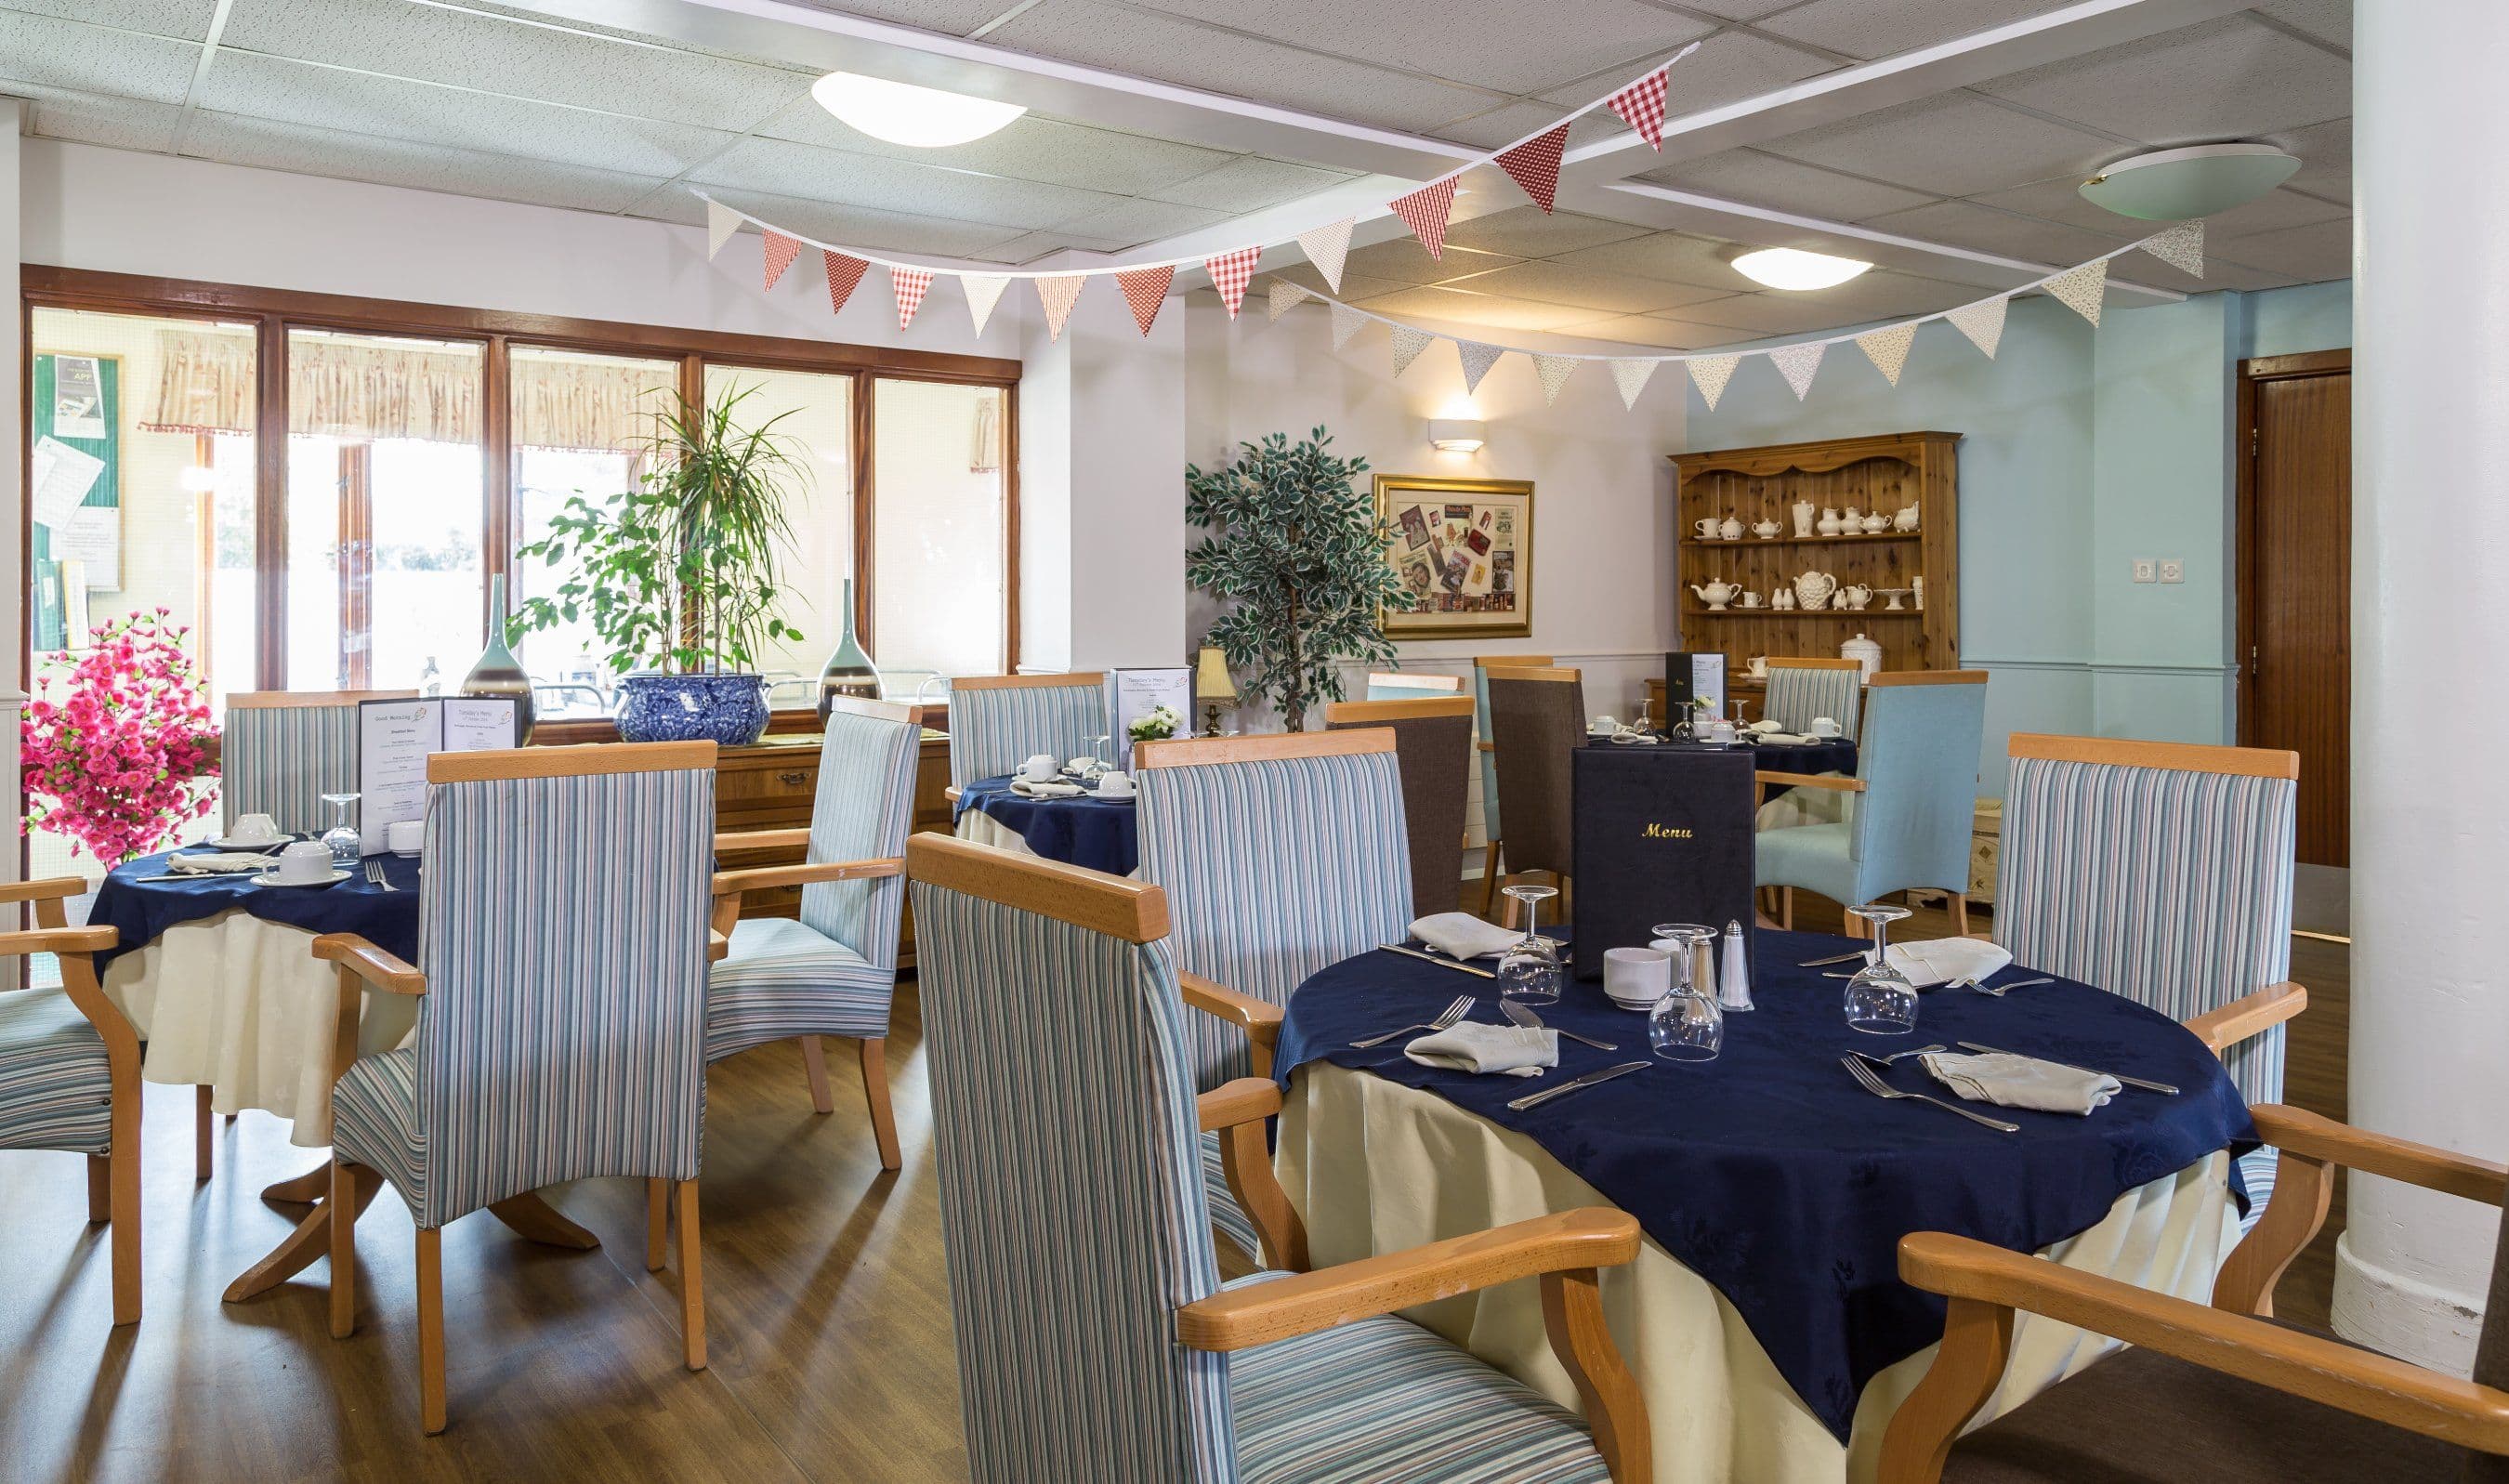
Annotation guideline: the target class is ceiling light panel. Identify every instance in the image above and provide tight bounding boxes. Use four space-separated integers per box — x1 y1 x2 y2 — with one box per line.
810 72 1026 148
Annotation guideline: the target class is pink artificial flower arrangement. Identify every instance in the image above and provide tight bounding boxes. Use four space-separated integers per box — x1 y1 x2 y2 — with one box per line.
21 608 219 865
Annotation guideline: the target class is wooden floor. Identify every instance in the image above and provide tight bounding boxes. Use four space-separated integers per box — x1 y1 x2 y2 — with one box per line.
0 900 2349 1482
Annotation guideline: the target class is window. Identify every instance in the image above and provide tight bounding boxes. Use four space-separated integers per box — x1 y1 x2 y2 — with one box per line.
874 378 1008 681
702 363 852 704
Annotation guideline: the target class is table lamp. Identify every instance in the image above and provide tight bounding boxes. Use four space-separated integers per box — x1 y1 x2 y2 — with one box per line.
1196 646 1238 736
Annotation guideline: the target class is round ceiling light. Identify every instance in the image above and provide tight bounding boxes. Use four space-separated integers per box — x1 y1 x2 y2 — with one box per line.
1731 246 1873 292
2078 142 2299 220
811 72 1027 148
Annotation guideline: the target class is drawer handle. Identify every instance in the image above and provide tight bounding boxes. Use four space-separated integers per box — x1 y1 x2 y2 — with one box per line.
779 770 809 786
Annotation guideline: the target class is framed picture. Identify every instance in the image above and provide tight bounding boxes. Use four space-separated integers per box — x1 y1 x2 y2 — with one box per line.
1375 474 1533 640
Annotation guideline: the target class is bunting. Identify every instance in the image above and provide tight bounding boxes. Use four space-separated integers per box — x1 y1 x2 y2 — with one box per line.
1390 325 1437 377
1330 300 1369 351
1036 274 1085 342
1770 339 1825 401
1267 279 1313 322
706 200 741 260
1456 341 1506 394
2045 256 2109 327
1856 322 1917 387
1297 218 1354 293
1533 354 1578 405
1687 354 1739 412
962 273 1010 336
763 230 801 292
1119 266 1175 335
2142 220 2205 278
1948 295 2008 359
1205 246 1261 319
1390 177 1460 258
1610 358 1659 411
1494 123 1570 213
821 250 868 314
1608 68 1671 150
892 266 933 330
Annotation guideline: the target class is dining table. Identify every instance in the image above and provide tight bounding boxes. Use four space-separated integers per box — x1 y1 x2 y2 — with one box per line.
951 775 1141 876
1270 927 2255 1484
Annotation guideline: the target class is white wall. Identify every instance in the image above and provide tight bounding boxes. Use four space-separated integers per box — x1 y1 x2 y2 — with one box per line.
2 105 22 886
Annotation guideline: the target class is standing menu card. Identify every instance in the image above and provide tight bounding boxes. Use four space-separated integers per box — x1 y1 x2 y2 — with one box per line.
1110 667 1195 769
358 697 523 853
1570 743 1758 983
1664 651 1726 727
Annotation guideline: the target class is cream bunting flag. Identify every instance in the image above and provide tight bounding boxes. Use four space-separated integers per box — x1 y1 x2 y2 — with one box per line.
1266 279 1312 322
1609 358 1659 411
706 200 741 260
1330 300 1369 351
1205 246 1261 319
1856 322 1917 387
2045 256 2109 327
892 266 934 330
1390 177 1461 259
1390 325 1437 378
1457 340 1505 394
2141 220 2205 278
1947 295 2008 359
821 250 868 315
1297 219 1354 294
1533 354 1578 405
1770 340 1825 401
1036 274 1085 343
1687 354 1739 412
962 273 1010 335
763 230 801 292
1118 266 1176 336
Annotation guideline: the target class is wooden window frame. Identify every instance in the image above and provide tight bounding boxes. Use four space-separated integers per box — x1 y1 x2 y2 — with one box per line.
20 265 1022 699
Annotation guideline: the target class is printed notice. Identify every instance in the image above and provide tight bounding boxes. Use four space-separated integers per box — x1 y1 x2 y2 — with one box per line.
358 697 522 852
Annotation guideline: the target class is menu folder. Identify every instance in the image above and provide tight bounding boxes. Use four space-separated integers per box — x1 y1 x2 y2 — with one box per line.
1570 742 1759 982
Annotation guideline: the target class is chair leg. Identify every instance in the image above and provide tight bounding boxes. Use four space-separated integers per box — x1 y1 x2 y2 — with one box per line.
416 1228 447 1434
106 1055 142 1326
1949 892 1972 937
86 1155 110 1223
196 1085 215 1182
1778 886 1794 931
798 1035 836 1115
860 1038 902 1171
329 1158 357 1339
1478 840 1502 915
676 1180 706 1372
645 1178 670 1272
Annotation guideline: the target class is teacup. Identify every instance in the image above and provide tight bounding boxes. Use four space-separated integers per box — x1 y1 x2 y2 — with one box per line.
1747 655 1769 677
1019 753 1059 783
1737 591 1765 609
1807 716 1842 739
1588 715 1621 735
1603 947 1671 1006
229 812 282 845
1693 517 1721 540
1095 769 1136 797
275 840 335 885
387 820 425 858
1705 719 1738 744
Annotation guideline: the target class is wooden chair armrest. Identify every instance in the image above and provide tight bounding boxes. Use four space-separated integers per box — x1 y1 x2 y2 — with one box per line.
0 926 119 956
711 856 904 900
1197 1076 1283 1133
311 934 427 995
2184 981 2307 1055
1178 971 1281 1078
715 827 813 854
2251 1104 2508 1205
709 929 730 964
944 784 964 803
1197 1077 1306 1270
1755 770 1866 792
0 875 87 907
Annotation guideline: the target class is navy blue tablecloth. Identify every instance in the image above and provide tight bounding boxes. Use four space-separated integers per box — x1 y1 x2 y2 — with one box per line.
89 848 424 976
953 776 1141 876
1274 927 2255 1439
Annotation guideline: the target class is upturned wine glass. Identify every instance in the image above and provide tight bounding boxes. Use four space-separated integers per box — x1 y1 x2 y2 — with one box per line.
1842 902 1919 1034
318 792 361 867
1647 923 1722 1061
1496 885 1563 1005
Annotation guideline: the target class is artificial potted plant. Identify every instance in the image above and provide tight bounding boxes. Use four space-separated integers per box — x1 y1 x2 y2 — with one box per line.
510 384 806 745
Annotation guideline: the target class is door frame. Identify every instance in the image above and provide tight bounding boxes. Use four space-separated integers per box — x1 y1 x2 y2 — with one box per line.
2234 348 2351 747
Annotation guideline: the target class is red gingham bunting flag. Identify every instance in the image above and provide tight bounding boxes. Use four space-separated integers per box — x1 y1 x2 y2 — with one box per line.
1389 177 1460 258
1204 246 1261 319
763 230 801 291
821 250 868 314
1118 266 1175 335
1494 123 1570 213
1036 274 1085 342
1608 67 1670 150
891 266 934 330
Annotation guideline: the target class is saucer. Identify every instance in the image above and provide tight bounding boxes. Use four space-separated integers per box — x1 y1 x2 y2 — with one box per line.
249 869 348 887
1605 992 1664 1012
212 834 289 851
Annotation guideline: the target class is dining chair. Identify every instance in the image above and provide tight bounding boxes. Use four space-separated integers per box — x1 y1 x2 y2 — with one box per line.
707 697 920 1165
1365 670 1466 701
904 831 1654 1484
1760 656 1863 740
1134 729 1412 1265
1876 1103 2509 1483
0 879 136 1325
1994 732 2309 1224
1756 671 1989 936
1471 655 1553 913
943 672 1108 792
1323 696 1476 922
1485 664 1583 923
316 741 718 1433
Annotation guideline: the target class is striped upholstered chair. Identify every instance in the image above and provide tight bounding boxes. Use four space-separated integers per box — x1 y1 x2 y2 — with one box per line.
1994 733 2308 1224
707 697 920 1163
0 879 136 1325
1134 730 1412 1265
1761 657 1863 740
316 742 717 1433
221 689 417 836
1471 654 1552 913
906 831 1653 1484
944 672 1108 792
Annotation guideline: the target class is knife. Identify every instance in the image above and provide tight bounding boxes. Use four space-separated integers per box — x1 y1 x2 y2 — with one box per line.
1955 1040 2180 1096
1376 943 1498 978
1506 1060 1649 1111
1799 950 1872 967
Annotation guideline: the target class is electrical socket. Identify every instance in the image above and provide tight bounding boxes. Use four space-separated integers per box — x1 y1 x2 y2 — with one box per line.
2158 558 2185 584
2132 558 2157 584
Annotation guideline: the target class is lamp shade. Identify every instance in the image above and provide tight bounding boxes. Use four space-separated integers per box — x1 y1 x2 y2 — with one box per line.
1196 646 1238 703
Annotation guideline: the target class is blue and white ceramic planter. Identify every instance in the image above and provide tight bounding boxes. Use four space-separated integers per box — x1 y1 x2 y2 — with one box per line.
615 672 772 746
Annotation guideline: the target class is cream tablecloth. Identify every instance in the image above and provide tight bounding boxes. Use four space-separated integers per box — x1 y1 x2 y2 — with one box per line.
1278 1063 2240 1484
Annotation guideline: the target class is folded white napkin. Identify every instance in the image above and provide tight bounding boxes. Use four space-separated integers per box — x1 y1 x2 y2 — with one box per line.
1405 1022 1557 1077
1885 937 2013 989
1411 912 1525 960
1009 779 1086 798
165 851 276 874
1759 732 1817 746
1921 1052 2118 1116
1747 718 1784 733
1607 726 1660 745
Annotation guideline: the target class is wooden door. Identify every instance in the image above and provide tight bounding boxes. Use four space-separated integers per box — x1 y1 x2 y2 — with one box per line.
2239 351 2351 867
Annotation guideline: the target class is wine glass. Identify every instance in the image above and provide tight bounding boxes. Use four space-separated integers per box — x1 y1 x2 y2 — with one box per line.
1727 697 1754 743
1084 733 1112 777
1647 923 1722 1061
1496 885 1563 1005
1843 902 1919 1034
318 792 361 868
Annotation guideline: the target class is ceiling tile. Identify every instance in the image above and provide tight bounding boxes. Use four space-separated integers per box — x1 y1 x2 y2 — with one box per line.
1755 0 2078 61
1048 194 1230 242
1343 238 1524 285
1639 147 1937 220
9 81 184 151
6 0 221 41
775 0 1028 33
1348 284 1604 331
1806 269 1989 317
1440 205 1653 257
1679 291 1893 335
1268 266 1410 300
2212 217 2349 282
637 183 1036 258
0 10 202 104
1545 230 1752 289
183 110 668 212
985 0 1506 133
1429 104 1625 151
1674 0 1799 19
757 100 1243 196
979 229 1136 264
1538 29 1840 114
1758 92 2121 198
693 134 1125 232
1550 315 1741 348
2255 0 2348 51
1978 15 2349 144
197 49 737 177
219 0 813 134
1438 259 1740 312
2177 257 2301 292
2262 115 2350 204
1149 154 1353 209
1126 0 1711 95
1858 198 2131 263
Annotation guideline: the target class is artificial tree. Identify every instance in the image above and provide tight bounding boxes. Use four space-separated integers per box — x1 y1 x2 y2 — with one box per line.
1185 427 1414 731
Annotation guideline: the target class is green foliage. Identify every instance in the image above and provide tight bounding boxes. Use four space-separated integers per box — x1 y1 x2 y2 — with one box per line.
1185 427 1415 730
509 384 806 675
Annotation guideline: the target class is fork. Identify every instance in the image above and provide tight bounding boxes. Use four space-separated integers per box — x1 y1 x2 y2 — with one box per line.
1863 1043 1947 1064
364 859 399 893
1946 975 2052 997
1842 1054 2018 1132
1351 995 1474 1049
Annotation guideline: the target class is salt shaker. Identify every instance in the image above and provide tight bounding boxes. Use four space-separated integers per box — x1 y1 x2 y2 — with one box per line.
1717 919 1754 1011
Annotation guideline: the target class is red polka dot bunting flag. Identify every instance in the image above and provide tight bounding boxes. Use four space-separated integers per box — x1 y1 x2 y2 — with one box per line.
821 250 868 314
763 230 801 291
1204 246 1261 319
1118 265 1176 335
1495 123 1570 213
1608 67 1670 150
1389 177 1460 258
891 266 933 330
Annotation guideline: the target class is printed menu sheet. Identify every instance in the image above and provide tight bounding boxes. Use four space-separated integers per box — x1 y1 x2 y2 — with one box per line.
1111 667 1194 768
357 698 522 853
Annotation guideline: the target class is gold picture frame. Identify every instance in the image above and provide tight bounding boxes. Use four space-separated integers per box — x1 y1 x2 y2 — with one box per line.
1375 473 1534 640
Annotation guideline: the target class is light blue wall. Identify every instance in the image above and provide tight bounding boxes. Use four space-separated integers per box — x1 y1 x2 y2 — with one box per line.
2245 279 2352 360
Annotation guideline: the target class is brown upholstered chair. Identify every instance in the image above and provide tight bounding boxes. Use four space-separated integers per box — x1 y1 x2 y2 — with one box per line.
1484 665 1584 925
1324 695 1476 921
1878 1103 2509 1483
1472 654 1552 913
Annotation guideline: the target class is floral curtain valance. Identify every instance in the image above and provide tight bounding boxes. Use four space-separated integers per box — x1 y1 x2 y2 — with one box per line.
141 327 256 436
288 336 482 443
510 357 674 455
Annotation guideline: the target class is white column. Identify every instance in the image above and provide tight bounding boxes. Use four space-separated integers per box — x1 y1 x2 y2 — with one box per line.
1 101 21 885
2338 0 2509 1371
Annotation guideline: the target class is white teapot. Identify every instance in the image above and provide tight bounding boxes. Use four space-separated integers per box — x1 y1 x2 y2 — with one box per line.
1689 579 1741 611
1752 518 1780 539
1793 571 1839 611
1719 514 1745 541
1893 502 1921 532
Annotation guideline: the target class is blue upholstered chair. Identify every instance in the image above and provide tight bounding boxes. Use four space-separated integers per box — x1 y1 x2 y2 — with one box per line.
1365 669 1465 702
707 697 921 1165
1756 671 1989 934
944 672 1108 791
1471 655 1552 913
0 879 136 1325
1135 730 1413 1266
905 831 1654 1484
1760 657 1863 740
317 741 718 1433
1995 733 2308 1224
221 689 417 836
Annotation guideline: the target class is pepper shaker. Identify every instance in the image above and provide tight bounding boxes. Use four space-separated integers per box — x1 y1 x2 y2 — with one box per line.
1717 919 1754 1011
